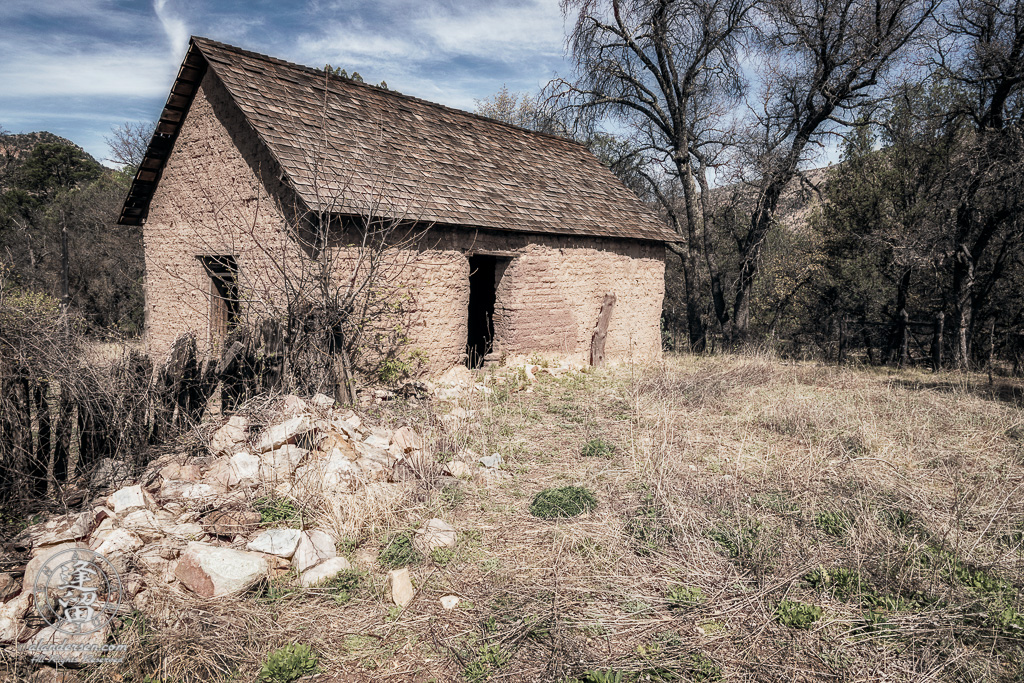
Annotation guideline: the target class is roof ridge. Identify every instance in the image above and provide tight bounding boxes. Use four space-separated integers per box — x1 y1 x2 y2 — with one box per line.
190 36 584 149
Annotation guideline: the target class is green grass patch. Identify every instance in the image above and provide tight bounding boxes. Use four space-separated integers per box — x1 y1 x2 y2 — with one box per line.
815 509 852 538
254 497 302 528
258 643 318 683
530 486 597 518
378 533 422 569
774 600 823 629
308 569 364 605
666 585 705 611
581 437 616 458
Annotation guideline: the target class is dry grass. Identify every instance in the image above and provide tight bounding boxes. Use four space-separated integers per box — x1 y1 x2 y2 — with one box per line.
27 352 1024 682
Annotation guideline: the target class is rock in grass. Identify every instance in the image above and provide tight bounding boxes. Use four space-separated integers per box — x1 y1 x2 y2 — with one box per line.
388 568 414 607
174 542 269 597
299 557 353 587
247 529 302 558
292 530 336 572
529 486 598 519
413 518 456 554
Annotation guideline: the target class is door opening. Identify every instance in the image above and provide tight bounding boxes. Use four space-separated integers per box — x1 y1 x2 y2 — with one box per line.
200 255 240 350
466 254 506 368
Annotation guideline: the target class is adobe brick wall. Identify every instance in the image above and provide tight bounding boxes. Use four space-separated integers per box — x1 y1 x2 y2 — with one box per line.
142 70 665 373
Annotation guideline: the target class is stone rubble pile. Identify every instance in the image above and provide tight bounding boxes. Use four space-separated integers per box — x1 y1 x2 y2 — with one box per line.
0 392 467 658
0 361 582 663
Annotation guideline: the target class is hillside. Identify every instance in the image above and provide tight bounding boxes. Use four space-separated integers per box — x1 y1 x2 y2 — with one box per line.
0 131 87 191
4 355 1022 682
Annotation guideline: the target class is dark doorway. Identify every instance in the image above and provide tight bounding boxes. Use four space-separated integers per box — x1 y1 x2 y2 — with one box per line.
466 255 503 368
200 255 240 350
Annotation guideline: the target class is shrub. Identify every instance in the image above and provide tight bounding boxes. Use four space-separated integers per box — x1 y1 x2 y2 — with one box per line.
258 643 318 682
775 600 823 629
581 437 616 458
379 533 422 568
530 486 597 518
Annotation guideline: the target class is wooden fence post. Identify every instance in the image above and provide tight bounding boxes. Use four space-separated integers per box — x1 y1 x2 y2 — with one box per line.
838 316 847 365
931 312 944 372
898 309 910 368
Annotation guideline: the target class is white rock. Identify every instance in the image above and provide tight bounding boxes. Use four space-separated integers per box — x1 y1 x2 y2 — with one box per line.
299 556 353 587
354 441 396 467
246 529 302 558
205 451 259 488
277 395 309 417
92 528 144 557
392 426 422 453
329 417 359 439
363 433 390 449
160 462 203 482
0 592 33 643
388 567 414 607
259 445 308 481
292 530 336 573
163 522 204 538
209 415 248 456
414 518 457 554
256 415 314 453
24 543 85 591
440 595 460 610
27 511 95 548
443 461 471 478
108 485 152 514
479 453 503 468
294 452 361 495
174 542 270 597
310 393 335 408
120 509 164 542
27 624 109 661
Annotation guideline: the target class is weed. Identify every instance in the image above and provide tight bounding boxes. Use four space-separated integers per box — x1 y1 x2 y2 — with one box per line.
578 671 624 683
309 569 364 605
622 599 653 615
258 570 301 604
581 437 616 458
666 585 705 611
707 523 761 560
687 652 722 682
804 567 868 601
530 486 597 518
379 533 422 569
254 497 301 528
440 484 465 509
257 643 318 683
464 643 509 682
815 509 852 538
774 600 823 629
879 507 915 532
430 546 457 566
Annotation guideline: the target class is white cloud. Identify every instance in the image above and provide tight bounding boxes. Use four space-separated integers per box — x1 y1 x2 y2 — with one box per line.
0 42 176 98
416 1 565 61
153 0 190 54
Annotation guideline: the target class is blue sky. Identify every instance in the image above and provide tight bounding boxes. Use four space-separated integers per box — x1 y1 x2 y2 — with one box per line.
0 0 570 165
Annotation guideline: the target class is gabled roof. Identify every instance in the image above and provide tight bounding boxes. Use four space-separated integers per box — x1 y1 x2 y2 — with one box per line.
119 37 675 242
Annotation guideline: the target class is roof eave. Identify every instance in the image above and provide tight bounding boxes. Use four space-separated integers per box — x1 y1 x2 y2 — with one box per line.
117 39 207 226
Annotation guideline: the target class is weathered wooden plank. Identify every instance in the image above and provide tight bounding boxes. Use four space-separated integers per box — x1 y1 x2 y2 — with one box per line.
590 292 616 368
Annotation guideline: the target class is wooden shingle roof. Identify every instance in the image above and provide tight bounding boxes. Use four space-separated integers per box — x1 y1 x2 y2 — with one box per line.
120 37 674 242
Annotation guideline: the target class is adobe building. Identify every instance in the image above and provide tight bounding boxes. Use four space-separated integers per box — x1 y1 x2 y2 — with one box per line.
119 37 673 373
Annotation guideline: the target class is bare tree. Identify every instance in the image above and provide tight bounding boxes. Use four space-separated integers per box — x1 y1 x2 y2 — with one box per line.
727 0 937 343
105 121 156 170
552 0 752 350
935 0 1024 368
